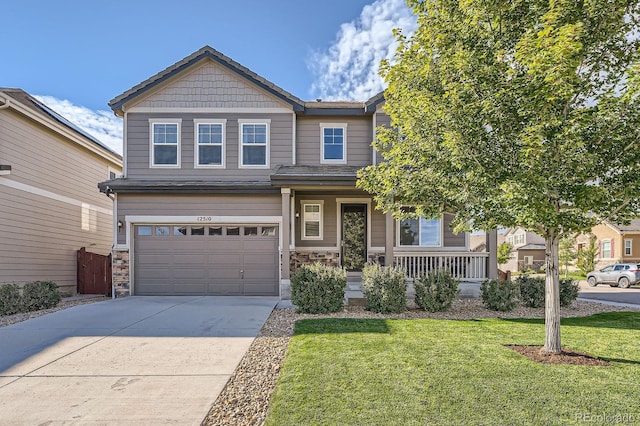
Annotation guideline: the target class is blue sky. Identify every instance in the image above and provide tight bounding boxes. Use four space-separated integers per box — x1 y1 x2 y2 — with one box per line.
0 0 417 154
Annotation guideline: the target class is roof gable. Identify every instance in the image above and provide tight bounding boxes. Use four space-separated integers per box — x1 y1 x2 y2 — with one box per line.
109 46 304 115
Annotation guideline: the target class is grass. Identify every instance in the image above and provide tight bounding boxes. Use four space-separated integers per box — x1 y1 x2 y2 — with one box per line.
266 312 640 426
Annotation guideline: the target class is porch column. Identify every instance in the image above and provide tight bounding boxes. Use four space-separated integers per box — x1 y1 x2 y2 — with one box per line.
486 229 498 279
385 211 394 266
281 188 291 280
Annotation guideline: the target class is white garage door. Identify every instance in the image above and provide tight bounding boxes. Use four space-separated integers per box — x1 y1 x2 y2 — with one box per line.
134 224 279 295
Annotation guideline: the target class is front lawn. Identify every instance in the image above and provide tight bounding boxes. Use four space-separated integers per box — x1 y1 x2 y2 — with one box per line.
266 312 640 425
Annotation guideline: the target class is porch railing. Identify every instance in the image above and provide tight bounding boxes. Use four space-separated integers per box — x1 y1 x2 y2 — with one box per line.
393 252 488 281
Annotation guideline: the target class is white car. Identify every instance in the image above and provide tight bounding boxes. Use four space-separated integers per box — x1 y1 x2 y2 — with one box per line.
586 264 640 289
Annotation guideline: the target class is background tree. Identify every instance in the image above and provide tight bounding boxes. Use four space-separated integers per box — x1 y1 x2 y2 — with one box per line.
576 235 599 276
497 242 513 266
358 0 640 353
558 236 577 277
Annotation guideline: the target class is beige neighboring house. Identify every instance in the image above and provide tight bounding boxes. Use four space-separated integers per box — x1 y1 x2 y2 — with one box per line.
501 227 546 272
577 220 640 269
0 88 122 295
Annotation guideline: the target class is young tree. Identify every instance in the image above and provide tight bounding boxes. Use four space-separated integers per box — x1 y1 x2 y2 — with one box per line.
358 1 640 353
559 236 577 277
576 235 599 276
497 242 513 266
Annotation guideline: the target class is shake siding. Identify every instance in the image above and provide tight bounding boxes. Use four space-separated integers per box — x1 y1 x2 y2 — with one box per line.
296 116 373 166
116 194 282 245
0 109 119 294
126 112 292 179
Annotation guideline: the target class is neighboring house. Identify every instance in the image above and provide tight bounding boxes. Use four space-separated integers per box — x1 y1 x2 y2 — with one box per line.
502 227 546 272
0 88 122 295
99 46 498 298
577 220 640 269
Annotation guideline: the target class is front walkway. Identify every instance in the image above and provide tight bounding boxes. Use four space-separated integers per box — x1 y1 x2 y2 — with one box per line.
0 296 278 425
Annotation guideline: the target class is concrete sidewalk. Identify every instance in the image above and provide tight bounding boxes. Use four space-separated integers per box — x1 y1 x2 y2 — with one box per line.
0 296 278 425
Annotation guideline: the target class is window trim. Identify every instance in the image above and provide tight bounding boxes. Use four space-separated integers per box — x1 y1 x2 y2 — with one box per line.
238 119 270 169
301 200 324 241
601 239 612 259
149 119 182 168
396 215 443 247
523 255 534 265
320 123 347 165
194 119 226 169
625 239 632 256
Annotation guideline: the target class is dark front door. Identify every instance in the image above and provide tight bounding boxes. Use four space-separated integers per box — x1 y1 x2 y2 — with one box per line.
341 204 367 271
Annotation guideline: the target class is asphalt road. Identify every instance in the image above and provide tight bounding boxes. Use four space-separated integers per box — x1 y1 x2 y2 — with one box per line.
577 281 640 306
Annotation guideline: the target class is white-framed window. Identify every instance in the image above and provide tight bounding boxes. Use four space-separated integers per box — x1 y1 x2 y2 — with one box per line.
149 119 181 167
524 255 533 265
625 239 632 256
301 201 323 240
398 215 442 247
601 240 612 258
320 123 347 164
239 119 270 168
194 119 226 168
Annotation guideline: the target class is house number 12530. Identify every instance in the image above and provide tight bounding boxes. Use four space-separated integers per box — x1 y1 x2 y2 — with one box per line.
197 216 212 222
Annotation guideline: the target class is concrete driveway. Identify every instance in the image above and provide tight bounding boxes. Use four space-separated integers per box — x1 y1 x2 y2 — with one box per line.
0 296 279 425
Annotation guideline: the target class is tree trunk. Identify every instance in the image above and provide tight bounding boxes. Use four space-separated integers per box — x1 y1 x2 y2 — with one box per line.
543 231 562 353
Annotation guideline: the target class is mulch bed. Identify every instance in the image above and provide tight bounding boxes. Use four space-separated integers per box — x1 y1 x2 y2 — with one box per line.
508 345 610 366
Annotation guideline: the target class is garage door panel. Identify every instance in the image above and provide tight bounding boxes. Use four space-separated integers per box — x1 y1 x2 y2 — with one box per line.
134 224 279 296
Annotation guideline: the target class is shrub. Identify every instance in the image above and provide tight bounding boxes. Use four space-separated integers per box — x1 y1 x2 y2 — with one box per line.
516 275 545 308
560 278 580 307
414 270 459 312
290 263 347 314
480 279 519 312
361 264 407 314
0 282 22 316
21 281 61 312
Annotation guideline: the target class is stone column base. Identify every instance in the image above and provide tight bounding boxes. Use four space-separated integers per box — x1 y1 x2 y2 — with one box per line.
112 249 130 297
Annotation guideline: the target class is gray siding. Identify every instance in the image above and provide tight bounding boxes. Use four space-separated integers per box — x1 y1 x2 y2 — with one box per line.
125 112 293 180
374 112 392 164
294 194 339 248
130 61 291 110
0 108 120 294
296 116 373 167
116 194 282 244
371 201 386 247
443 213 465 247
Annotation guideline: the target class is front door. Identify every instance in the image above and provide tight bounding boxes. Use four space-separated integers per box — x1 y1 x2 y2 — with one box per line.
341 204 367 271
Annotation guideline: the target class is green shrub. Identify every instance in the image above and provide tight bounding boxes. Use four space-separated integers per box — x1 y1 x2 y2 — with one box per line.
21 281 61 312
480 279 519 312
560 278 580 307
414 270 459 312
361 264 407 314
0 282 22 316
290 263 347 314
516 275 545 308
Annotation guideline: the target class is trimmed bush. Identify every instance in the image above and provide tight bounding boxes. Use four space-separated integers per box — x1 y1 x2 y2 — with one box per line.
0 282 22 316
21 281 61 312
560 278 580 307
516 275 545 308
361 264 407 314
414 270 459 312
480 279 519 312
291 263 347 314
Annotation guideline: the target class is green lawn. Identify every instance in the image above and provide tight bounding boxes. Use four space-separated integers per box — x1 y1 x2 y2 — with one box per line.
266 312 640 426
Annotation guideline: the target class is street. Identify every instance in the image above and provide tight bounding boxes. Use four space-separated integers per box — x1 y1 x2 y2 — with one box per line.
577 281 640 306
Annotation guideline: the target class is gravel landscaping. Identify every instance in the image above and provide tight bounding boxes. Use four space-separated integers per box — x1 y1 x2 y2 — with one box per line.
201 299 640 425
0 296 108 328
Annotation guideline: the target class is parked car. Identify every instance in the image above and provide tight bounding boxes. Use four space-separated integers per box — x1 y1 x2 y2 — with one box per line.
586 263 640 288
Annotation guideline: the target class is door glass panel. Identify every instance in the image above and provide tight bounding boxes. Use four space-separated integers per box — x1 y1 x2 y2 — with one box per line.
137 226 152 236
342 205 367 271
226 226 240 236
155 226 170 236
174 226 187 236
191 226 205 236
209 226 222 236
244 226 258 236
261 226 277 236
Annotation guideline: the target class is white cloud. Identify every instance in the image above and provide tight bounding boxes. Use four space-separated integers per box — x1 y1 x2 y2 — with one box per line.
309 0 417 101
34 96 123 155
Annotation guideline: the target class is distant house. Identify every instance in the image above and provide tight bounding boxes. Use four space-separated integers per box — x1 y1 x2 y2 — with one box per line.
501 227 546 272
0 88 122 295
577 220 640 269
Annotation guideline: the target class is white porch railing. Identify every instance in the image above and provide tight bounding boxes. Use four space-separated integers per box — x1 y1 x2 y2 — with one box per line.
393 252 488 281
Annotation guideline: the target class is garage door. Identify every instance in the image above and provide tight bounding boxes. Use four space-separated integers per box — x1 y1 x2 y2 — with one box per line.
134 224 279 296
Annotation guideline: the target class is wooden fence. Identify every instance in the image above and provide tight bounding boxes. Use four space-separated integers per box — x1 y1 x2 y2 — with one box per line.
77 247 112 295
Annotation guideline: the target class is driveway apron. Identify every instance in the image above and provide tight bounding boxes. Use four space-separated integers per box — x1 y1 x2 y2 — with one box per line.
0 296 278 425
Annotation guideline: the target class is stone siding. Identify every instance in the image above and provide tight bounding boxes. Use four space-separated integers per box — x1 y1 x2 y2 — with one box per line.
112 249 130 297
289 250 340 274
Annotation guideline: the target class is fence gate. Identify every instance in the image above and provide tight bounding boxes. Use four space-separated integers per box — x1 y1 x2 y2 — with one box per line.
77 247 112 295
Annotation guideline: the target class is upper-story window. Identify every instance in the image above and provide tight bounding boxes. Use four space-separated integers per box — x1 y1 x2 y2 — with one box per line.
320 123 347 164
239 119 270 168
150 119 181 167
398 216 442 247
194 119 226 168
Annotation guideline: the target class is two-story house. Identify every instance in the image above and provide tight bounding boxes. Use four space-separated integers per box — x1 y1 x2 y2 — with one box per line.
576 220 640 269
99 46 497 298
1 88 122 295
501 227 546 272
